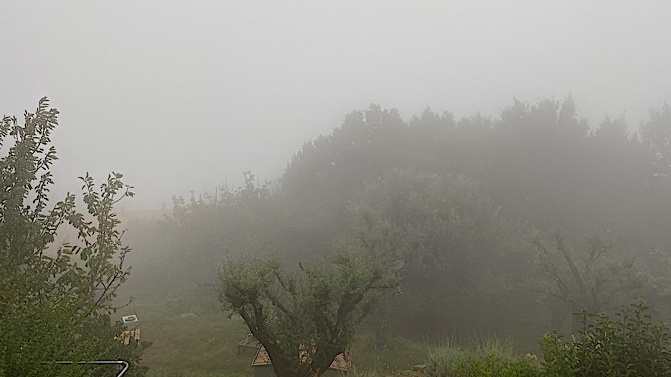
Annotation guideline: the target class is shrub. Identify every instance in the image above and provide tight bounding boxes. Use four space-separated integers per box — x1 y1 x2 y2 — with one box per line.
540 300 671 377
426 337 540 377
425 340 469 377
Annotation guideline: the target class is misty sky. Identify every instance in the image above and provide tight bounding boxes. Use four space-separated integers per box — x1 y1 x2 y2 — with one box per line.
2 1 670 210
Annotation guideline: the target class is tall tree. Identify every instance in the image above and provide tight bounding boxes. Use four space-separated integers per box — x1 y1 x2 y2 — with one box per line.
640 104 671 179
282 104 406 210
531 230 644 333
0 98 148 377
348 168 517 336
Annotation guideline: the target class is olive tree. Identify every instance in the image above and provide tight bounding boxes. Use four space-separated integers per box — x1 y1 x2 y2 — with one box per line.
218 247 398 377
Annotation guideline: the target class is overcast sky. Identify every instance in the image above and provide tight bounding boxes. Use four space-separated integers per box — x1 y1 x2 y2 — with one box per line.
2 1 670 210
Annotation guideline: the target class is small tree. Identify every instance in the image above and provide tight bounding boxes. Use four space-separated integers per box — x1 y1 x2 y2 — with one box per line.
218 247 398 377
0 98 148 376
531 230 643 333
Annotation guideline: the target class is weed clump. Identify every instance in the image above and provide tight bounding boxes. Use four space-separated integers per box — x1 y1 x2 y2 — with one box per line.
541 300 671 377
425 337 539 377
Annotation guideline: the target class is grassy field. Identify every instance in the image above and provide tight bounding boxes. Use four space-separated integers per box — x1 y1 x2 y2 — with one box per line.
117 286 428 377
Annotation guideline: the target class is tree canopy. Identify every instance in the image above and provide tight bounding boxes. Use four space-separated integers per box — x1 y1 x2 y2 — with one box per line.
0 98 148 377
157 95 671 349
218 247 398 377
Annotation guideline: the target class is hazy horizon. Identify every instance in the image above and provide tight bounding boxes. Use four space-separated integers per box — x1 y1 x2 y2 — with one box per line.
2 1 670 210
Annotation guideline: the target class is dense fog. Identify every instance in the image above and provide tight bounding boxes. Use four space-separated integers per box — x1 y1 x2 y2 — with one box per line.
2 1 670 210
3 1 671 376
123 98 671 340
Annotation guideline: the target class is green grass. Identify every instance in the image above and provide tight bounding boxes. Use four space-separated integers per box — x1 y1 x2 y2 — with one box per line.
425 338 469 377
117 286 252 376
349 333 428 376
424 335 541 377
141 311 252 376
118 287 538 377
116 286 430 377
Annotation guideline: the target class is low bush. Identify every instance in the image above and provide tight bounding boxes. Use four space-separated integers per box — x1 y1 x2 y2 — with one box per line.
425 340 469 376
426 337 539 377
540 300 671 377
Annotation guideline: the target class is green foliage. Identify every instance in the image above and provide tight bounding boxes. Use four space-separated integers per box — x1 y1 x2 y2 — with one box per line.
134 294 250 377
163 171 342 288
540 301 671 377
115 287 427 377
349 333 427 376
426 337 539 377
531 230 644 332
116 96 671 373
283 105 406 209
218 246 399 377
154 97 671 349
282 96 668 248
425 340 470 377
349 168 518 335
640 103 671 179
167 171 275 276
0 98 148 376
455 355 540 377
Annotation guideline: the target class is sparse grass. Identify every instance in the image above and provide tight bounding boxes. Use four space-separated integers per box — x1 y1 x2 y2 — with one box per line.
350 333 428 376
425 335 534 377
471 336 515 359
425 338 469 377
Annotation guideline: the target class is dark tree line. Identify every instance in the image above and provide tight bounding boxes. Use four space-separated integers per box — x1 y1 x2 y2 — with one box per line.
154 96 671 345
282 96 669 244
